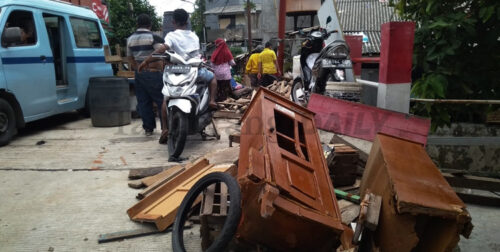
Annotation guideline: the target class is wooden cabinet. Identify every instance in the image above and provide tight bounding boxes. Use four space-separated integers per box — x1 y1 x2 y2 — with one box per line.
237 89 343 251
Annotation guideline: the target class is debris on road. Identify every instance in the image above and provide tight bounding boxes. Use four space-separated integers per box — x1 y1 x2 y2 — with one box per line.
214 80 293 120
236 88 345 250
119 90 475 251
98 222 193 243
127 158 235 231
359 133 473 251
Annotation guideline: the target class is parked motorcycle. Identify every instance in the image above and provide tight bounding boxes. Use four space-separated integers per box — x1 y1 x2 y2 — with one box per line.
291 28 352 106
154 52 219 162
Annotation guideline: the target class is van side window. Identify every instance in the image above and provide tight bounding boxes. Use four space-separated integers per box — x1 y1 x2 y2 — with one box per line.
69 17 102 48
2 10 37 47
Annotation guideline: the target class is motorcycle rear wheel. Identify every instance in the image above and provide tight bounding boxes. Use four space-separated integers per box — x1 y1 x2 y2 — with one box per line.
168 107 188 161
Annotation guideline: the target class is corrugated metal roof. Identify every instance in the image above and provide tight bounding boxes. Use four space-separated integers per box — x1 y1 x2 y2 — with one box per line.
336 0 401 54
204 4 262 15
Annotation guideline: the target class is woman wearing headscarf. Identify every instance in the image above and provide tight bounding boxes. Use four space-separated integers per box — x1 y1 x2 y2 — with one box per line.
211 38 235 102
245 45 264 88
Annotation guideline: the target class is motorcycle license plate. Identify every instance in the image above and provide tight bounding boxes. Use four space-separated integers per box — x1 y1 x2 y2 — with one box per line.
330 59 343 65
165 65 191 74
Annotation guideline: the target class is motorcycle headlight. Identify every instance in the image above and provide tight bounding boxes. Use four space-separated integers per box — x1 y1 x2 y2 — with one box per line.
327 45 349 59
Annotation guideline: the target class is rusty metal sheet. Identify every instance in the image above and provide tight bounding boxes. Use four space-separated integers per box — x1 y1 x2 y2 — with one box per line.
360 133 472 251
237 88 344 251
127 158 234 231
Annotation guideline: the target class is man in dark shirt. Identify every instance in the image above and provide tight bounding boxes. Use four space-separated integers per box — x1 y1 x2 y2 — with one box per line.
127 14 164 136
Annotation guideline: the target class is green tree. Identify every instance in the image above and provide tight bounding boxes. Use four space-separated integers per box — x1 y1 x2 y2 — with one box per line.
107 0 162 46
191 0 206 42
393 0 500 130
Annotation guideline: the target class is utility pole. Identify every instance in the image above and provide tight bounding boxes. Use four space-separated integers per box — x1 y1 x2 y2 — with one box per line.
278 0 286 73
246 0 252 52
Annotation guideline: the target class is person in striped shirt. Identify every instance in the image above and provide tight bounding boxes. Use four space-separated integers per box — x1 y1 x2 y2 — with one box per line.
127 14 165 136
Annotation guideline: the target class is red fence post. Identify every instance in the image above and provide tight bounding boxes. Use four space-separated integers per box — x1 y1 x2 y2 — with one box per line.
377 22 415 113
344 35 363 76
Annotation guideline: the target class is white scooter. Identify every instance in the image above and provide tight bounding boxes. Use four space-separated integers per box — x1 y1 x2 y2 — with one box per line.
154 51 219 162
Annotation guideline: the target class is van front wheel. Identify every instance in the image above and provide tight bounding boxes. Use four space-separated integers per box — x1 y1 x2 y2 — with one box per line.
0 98 16 146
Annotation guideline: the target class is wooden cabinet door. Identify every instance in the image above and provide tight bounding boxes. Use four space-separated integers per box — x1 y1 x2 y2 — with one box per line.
264 100 335 214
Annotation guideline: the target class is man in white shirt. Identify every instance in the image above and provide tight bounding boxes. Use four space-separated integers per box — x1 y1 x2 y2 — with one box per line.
139 9 217 144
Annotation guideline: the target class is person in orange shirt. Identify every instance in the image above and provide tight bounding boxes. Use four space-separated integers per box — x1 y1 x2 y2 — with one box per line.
245 45 264 88
258 42 281 87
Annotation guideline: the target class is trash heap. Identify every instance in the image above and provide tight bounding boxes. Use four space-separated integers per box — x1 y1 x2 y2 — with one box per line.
100 88 476 252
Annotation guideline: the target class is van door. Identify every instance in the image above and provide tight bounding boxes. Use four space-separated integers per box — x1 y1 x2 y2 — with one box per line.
0 8 56 119
42 13 77 104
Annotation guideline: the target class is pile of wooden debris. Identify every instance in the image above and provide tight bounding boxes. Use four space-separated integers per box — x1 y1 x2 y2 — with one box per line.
215 80 293 119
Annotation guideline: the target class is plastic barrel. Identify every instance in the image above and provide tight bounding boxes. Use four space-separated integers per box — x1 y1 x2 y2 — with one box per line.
89 77 131 127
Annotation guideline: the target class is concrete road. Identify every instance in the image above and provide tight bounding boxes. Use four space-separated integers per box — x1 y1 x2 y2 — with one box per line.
0 112 238 251
0 112 498 251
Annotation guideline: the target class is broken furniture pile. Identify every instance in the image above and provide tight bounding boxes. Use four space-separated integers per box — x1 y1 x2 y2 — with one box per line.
108 88 474 251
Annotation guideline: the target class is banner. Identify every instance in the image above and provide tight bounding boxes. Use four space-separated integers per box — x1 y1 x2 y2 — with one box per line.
91 0 109 23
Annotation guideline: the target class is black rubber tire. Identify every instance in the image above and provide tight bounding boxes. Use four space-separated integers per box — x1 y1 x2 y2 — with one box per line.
313 68 330 95
291 78 308 107
0 98 16 147
168 107 188 159
172 172 241 252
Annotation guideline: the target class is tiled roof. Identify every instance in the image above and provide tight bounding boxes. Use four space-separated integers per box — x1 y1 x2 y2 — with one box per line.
336 0 401 54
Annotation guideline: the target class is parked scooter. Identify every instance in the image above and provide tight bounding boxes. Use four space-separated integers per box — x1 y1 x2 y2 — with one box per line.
291 28 352 106
154 52 219 162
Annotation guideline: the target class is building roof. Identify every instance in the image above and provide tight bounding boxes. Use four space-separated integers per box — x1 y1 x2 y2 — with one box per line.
204 4 262 15
336 0 401 54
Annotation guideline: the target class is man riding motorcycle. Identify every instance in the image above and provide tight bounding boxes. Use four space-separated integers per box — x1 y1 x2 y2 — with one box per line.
138 8 218 145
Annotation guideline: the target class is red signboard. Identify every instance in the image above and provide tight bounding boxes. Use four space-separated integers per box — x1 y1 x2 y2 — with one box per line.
308 94 431 145
91 0 109 23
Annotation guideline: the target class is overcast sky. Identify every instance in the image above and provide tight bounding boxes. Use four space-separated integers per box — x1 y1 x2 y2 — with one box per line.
148 0 195 16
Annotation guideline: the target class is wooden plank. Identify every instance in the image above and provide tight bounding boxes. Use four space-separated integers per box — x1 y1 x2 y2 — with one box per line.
127 159 235 231
201 184 216 215
97 223 193 243
104 55 123 63
308 93 431 145
340 203 360 225
442 173 500 192
213 110 242 119
142 165 183 187
117 71 134 78
219 182 228 216
137 166 186 200
365 193 382 231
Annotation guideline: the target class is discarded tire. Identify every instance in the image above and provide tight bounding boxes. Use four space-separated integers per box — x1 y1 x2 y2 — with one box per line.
89 77 131 127
172 172 241 252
